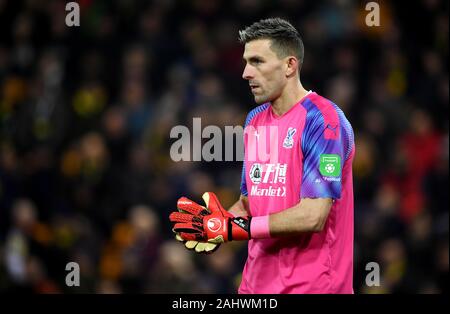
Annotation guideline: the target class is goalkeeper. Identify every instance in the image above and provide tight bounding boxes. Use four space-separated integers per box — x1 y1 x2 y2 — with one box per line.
170 18 355 294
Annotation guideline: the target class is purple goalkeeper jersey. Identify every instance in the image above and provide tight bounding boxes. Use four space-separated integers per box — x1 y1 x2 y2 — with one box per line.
239 91 355 293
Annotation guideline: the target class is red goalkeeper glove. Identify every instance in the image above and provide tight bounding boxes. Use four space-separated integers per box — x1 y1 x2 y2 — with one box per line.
170 193 222 251
171 195 221 253
174 233 221 254
169 192 251 244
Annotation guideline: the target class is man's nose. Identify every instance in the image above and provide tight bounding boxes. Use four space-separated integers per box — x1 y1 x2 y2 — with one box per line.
242 64 254 80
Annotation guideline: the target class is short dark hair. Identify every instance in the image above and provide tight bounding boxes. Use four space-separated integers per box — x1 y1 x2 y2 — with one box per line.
238 17 304 63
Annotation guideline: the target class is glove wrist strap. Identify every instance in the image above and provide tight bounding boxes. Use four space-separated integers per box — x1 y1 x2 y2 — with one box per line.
229 216 251 241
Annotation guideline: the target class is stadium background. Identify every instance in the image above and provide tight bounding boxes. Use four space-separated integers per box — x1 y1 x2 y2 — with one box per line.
0 0 448 293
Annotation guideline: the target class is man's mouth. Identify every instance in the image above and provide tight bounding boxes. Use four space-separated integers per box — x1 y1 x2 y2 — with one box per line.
250 84 260 92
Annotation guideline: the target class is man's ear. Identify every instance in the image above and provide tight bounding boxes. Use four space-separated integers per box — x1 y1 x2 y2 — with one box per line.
285 56 298 77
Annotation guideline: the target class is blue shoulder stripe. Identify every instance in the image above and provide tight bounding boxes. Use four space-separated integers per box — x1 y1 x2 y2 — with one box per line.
244 103 270 127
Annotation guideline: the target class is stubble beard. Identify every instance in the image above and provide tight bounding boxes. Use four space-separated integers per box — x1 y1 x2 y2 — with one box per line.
254 91 270 104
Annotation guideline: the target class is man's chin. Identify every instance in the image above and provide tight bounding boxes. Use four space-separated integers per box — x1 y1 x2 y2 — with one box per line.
254 95 268 104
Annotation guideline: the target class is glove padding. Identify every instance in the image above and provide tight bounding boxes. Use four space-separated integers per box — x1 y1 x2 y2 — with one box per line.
175 233 220 254
169 192 250 244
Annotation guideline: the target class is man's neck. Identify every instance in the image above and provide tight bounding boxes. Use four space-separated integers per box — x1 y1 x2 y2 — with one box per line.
271 81 309 117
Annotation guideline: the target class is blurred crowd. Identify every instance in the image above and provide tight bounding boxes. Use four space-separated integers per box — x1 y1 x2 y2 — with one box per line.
0 0 448 293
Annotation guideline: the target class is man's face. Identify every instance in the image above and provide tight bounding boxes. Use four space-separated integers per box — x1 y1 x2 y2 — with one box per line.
242 39 287 104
